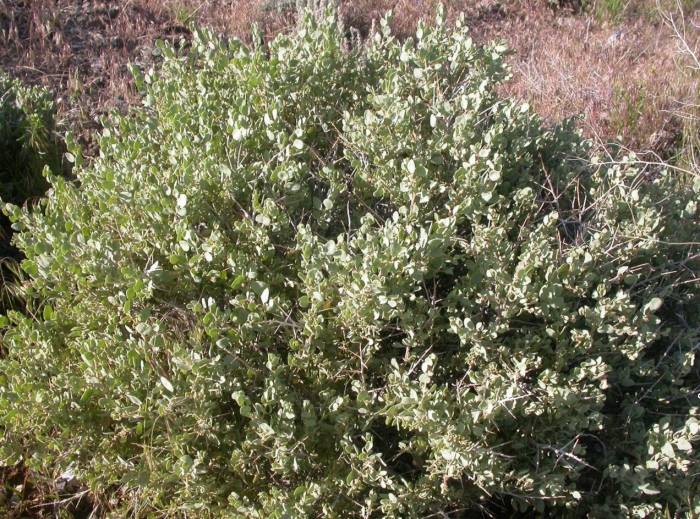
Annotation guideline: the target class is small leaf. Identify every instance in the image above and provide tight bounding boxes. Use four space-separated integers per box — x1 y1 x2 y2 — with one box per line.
640 484 661 495
407 159 416 174
441 450 457 461
646 297 663 313
230 274 246 289
661 442 675 459
160 376 174 393
676 438 692 452
42 305 54 320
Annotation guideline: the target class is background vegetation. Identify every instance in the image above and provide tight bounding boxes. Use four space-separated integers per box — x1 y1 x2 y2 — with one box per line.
1 0 698 157
0 73 64 313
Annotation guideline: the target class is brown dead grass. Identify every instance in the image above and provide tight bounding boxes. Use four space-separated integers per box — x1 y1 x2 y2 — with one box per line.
1 0 191 152
489 1 698 156
2 0 695 157
1 0 695 156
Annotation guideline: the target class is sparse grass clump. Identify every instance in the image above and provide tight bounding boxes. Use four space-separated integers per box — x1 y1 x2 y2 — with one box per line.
0 7 699 518
665 3 700 172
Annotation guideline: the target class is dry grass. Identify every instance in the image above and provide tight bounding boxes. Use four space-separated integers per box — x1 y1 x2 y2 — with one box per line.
663 2 700 170
1 0 696 156
1 0 191 153
487 1 697 156
2 0 695 157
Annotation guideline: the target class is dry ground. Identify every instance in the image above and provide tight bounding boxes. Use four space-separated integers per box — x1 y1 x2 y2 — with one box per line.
1 0 698 156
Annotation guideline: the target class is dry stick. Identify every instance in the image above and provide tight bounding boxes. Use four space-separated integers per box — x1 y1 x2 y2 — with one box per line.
31 489 91 509
662 0 700 71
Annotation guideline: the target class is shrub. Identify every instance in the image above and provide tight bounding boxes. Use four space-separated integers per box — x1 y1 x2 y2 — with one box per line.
0 73 62 210
1 7 699 517
0 73 63 312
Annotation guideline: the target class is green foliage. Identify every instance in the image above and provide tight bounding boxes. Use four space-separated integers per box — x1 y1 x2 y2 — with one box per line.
0 73 64 312
0 73 62 208
1 7 699 517
592 0 626 20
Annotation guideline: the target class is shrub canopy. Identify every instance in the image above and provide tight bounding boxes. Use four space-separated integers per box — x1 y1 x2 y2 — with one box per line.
0 73 60 208
0 73 62 310
1 8 699 518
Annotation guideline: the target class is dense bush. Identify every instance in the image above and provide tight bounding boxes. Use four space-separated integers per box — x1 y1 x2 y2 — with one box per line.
1 7 699 517
0 73 63 311
0 73 61 210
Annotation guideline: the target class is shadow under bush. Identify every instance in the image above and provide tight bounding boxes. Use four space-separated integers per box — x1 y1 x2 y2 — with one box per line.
0 73 66 311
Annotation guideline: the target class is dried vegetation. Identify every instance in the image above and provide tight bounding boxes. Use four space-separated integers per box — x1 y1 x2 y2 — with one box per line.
1 0 697 156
